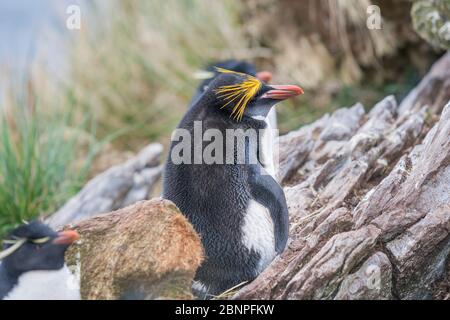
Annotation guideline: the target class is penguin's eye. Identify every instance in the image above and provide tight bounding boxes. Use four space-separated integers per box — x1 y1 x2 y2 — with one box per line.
30 237 51 244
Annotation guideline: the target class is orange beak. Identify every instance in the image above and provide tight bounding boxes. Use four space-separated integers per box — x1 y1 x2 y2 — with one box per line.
256 71 273 83
53 230 79 245
261 84 304 100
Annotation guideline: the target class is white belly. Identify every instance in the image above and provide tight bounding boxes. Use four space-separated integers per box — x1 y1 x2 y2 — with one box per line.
4 265 80 300
241 200 276 274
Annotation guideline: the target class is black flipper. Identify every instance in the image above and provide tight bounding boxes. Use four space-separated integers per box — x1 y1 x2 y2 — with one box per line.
247 164 289 253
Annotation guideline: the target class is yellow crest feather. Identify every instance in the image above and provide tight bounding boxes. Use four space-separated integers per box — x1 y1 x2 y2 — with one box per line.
214 67 262 121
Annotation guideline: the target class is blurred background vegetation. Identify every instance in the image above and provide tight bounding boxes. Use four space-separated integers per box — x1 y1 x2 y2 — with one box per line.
67 0 442 148
0 89 97 235
0 0 446 234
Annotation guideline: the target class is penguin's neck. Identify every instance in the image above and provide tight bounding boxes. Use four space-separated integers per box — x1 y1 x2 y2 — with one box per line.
0 263 19 300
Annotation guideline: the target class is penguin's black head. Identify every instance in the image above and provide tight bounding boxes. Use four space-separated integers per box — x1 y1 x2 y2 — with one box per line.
206 68 303 121
195 60 273 94
0 221 79 276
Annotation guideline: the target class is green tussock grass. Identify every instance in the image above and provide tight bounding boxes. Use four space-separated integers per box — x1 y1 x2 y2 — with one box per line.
0 93 98 237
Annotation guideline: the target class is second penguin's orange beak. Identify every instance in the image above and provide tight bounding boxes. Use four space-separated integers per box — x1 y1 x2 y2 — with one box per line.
53 230 80 245
256 71 273 83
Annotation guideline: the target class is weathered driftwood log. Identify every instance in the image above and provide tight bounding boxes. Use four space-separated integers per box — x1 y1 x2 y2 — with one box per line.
65 199 203 300
48 143 163 229
235 52 450 300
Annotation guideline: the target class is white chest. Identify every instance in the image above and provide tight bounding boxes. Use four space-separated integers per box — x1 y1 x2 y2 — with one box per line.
241 200 276 274
4 265 80 300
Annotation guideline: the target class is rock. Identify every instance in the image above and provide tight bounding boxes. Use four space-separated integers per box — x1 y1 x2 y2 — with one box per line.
64 199 203 300
281 226 381 300
335 252 393 300
48 143 163 229
276 103 365 186
412 0 450 49
276 119 321 185
234 53 450 300
432 258 450 299
319 103 365 141
398 52 450 116
386 206 450 299
354 92 450 227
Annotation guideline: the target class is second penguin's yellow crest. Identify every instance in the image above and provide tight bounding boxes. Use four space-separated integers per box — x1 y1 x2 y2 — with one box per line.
214 67 262 121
